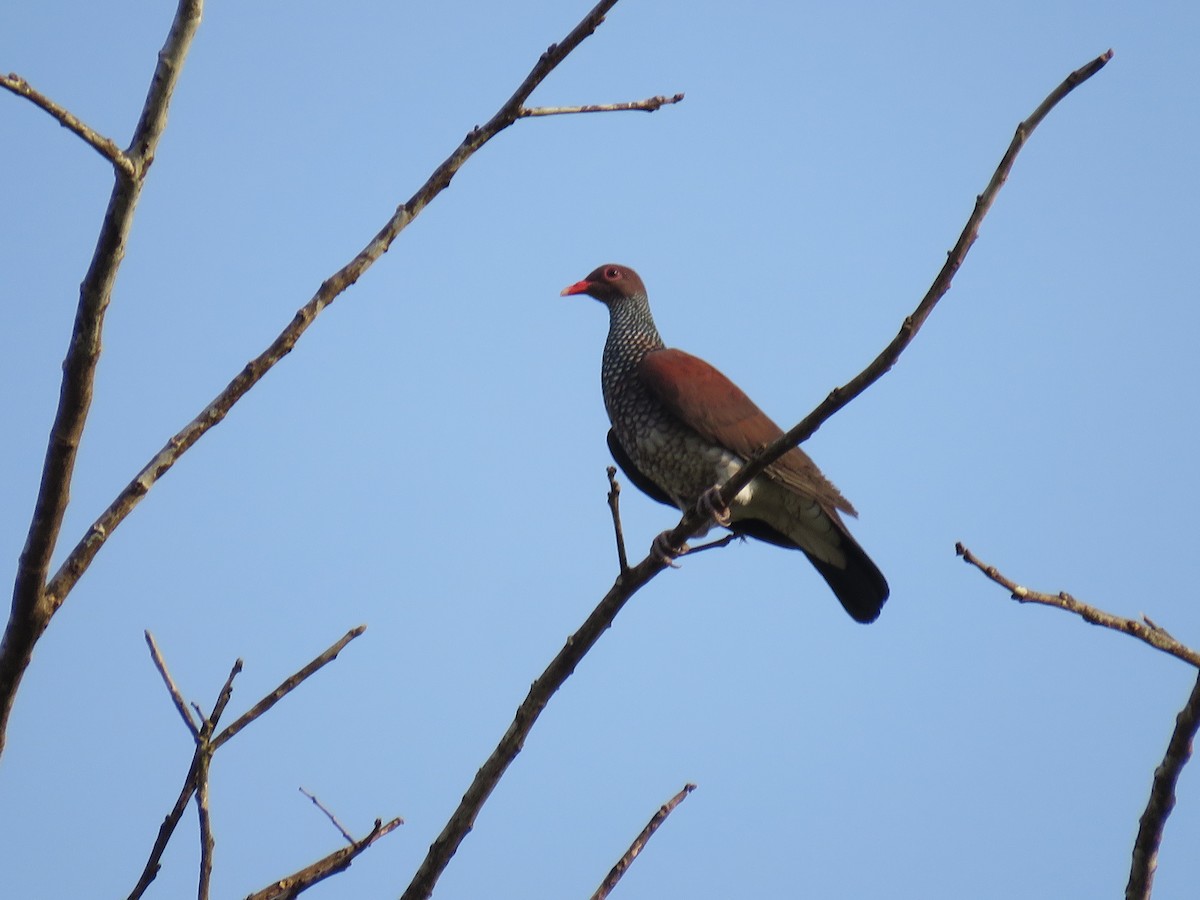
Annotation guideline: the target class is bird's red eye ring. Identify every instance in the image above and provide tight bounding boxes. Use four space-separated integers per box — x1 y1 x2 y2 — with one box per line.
604 266 620 280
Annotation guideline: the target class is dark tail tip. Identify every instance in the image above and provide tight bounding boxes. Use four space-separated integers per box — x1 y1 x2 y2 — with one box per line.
730 518 889 623
803 544 889 624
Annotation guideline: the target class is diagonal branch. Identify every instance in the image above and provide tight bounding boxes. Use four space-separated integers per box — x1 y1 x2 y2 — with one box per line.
398 551 666 900
956 543 1200 669
662 49 1114 554
519 92 683 117
246 817 404 900
213 625 364 750
0 73 134 174
591 783 696 900
299 787 357 844
1127 673 1200 900
1 0 205 758
129 742 205 900
398 49 1112 900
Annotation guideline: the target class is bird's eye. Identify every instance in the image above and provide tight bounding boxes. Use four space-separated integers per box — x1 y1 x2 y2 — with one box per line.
605 267 620 280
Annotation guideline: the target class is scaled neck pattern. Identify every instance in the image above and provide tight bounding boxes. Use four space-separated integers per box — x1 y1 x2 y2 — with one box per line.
600 294 666 425
602 295 664 379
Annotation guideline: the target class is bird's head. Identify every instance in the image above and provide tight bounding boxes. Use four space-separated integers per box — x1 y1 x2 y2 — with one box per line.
560 264 647 306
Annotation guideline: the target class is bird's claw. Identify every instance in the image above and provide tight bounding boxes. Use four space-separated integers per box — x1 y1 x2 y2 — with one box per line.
697 486 731 527
652 531 688 567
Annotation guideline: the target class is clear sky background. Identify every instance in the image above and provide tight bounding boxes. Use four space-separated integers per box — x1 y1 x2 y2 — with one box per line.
3 2 1199 898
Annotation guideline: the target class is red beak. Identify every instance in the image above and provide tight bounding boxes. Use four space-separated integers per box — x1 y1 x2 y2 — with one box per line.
560 279 592 297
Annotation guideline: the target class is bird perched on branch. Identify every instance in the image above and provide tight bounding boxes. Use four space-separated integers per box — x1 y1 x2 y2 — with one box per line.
562 263 888 623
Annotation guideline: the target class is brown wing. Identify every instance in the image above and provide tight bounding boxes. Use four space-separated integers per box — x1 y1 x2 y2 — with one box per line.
637 348 856 517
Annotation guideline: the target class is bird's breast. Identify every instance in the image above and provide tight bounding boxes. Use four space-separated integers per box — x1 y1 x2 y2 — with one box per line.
621 413 755 511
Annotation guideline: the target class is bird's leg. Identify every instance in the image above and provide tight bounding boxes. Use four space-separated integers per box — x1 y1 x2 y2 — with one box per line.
697 486 732 527
652 531 688 568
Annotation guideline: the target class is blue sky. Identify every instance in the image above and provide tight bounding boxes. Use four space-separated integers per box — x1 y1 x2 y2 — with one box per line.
3 2 1199 898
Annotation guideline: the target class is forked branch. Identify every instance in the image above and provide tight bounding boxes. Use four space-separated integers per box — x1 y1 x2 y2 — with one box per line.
128 627 369 900
955 543 1200 669
247 817 404 900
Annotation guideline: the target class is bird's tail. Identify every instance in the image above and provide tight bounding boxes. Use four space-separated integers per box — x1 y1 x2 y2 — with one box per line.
801 535 889 624
729 516 889 624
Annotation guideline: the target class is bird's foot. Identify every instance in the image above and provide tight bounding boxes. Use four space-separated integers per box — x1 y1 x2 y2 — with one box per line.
652 531 688 568
697 486 731 527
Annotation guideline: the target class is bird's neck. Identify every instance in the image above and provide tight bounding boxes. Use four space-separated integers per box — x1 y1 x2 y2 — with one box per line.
602 297 665 374
601 297 665 429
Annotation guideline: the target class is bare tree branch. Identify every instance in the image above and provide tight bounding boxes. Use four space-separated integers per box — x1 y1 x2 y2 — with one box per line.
606 467 630 574
214 625 364 750
0 73 134 174
660 49 1115 556
0 0 205 758
956 543 1200 669
146 630 200 738
1127 673 1200 900
520 92 684 117
591 783 696 900
246 817 404 900
299 788 357 845
398 50 1112 900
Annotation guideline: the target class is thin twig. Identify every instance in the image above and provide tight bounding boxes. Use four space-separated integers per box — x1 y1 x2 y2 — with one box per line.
955 543 1200 669
1127 673 1200 900
520 92 683 117
299 788 356 845
209 659 243 723
0 73 134 174
680 533 741 556
247 817 404 900
145 630 199 738
398 50 1112 900
0 0 205 758
1143 615 1176 641
591 783 696 900
660 49 1115 556
214 625 364 750
606 467 630 573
